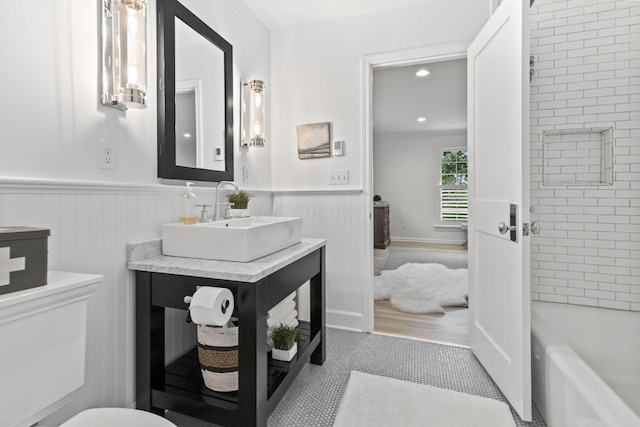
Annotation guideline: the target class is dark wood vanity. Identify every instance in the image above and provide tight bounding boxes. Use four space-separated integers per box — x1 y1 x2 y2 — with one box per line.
128 239 326 427
374 203 390 249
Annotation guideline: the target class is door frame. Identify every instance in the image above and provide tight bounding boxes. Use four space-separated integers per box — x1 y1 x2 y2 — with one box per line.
362 41 472 332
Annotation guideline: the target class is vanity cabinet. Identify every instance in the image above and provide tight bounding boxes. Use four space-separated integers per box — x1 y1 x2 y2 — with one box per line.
128 239 326 427
374 204 390 249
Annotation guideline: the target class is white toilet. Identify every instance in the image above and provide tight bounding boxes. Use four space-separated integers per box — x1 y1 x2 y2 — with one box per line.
60 408 176 427
0 271 176 427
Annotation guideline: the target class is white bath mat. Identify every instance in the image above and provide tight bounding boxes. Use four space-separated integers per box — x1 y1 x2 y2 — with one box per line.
333 371 516 427
374 263 468 314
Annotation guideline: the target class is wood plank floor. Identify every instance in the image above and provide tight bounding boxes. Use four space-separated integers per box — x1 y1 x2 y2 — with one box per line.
373 241 469 346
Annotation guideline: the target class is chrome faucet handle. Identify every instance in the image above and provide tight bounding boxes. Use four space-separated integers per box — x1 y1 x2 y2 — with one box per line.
221 202 232 219
215 202 232 220
195 204 212 222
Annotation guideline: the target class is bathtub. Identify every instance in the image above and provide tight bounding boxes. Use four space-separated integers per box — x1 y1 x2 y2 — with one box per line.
531 301 640 427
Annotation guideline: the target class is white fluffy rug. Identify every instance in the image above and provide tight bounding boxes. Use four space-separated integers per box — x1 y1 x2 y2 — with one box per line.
374 263 468 314
333 371 516 427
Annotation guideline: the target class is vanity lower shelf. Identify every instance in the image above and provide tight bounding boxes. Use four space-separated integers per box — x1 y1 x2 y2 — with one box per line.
158 321 320 413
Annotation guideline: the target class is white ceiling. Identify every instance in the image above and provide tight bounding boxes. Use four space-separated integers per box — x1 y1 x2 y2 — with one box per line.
240 0 437 31
239 0 467 136
373 59 467 135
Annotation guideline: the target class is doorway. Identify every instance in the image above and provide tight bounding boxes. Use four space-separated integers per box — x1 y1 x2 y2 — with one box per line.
363 43 471 346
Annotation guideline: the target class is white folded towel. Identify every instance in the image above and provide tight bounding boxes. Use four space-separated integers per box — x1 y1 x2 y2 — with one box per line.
267 299 296 322
267 309 298 328
265 292 298 351
286 317 299 329
269 292 296 313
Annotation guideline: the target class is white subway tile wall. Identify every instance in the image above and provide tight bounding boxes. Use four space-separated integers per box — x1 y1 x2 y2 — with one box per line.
542 128 613 185
530 0 640 311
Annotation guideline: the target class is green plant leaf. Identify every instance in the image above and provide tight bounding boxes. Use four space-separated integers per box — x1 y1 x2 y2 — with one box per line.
270 323 297 350
227 190 254 209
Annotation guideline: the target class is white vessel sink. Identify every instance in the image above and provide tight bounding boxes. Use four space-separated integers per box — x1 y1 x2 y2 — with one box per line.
162 216 302 262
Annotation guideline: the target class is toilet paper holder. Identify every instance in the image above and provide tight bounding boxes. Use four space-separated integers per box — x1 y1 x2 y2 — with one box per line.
184 287 234 326
184 295 230 314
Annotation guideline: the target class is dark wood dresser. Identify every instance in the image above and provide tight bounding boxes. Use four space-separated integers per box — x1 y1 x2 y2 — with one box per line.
374 203 390 249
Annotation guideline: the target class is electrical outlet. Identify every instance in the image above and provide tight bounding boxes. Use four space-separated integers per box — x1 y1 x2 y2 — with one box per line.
329 169 349 185
98 139 117 170
243 166 249 182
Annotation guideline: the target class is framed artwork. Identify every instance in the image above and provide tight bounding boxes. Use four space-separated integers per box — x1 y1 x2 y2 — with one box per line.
296 122 331 159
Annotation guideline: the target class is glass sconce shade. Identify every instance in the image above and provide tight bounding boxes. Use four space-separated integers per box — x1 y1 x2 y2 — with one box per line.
101 0 147 110
240 80 265 147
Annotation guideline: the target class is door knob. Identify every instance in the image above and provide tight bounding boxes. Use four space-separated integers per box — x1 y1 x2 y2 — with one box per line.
498 222 516 234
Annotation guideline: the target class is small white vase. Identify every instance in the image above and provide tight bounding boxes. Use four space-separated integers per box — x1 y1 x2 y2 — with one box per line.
230 208 250 218
272 342 297 362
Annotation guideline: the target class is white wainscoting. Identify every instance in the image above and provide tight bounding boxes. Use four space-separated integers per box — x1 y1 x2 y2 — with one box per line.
0 178 273 425
273 190 371 332
0 178 368 424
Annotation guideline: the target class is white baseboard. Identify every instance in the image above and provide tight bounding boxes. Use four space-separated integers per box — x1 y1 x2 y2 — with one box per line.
391 237 465 245
326 309 363 332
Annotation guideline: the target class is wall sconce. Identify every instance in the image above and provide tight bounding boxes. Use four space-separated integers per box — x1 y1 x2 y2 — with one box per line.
240 80 265 147
100 0 147 110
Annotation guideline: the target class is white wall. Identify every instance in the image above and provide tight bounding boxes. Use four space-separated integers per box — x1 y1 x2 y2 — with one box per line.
270 0 490 329
529 0 640 312
0 0 270 188
0 0 271 424
270 1 489 191
374 131 467 244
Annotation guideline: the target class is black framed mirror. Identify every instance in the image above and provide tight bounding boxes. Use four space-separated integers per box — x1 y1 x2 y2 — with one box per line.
157 0 234 182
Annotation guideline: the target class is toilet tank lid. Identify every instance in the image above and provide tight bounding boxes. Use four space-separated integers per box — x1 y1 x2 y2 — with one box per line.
0 271 101 320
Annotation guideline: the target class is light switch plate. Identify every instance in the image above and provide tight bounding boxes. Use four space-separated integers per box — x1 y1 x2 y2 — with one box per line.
333 140 344 156
329 169 349 185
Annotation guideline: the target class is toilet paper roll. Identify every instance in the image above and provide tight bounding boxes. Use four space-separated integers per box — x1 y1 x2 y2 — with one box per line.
188 287 234 326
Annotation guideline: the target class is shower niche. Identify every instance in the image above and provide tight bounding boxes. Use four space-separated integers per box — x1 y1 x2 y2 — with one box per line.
542 127 613 186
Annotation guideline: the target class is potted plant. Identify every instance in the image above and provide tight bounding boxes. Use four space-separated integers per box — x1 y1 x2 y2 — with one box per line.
227 190 253 218
270 324 298 362
373 194 382 202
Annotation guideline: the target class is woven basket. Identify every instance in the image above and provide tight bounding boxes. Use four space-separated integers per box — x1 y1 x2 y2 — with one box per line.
197 323 239 392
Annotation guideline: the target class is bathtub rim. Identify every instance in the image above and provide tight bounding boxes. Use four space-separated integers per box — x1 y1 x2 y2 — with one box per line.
531 301 640 427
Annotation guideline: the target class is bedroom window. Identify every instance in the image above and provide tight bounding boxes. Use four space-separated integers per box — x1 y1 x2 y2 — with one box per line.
440 149 468 222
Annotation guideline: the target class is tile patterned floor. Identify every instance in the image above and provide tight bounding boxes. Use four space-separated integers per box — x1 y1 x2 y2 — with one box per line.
166 328 545 426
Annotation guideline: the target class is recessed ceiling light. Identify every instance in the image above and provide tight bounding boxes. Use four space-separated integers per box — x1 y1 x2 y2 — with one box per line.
415 69 430 77
417 117 427 122
183 133 191 138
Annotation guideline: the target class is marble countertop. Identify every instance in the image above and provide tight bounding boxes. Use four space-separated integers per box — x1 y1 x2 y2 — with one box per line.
127 238 326 283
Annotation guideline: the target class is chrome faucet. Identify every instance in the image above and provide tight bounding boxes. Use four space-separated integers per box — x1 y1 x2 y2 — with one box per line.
214 181 239 220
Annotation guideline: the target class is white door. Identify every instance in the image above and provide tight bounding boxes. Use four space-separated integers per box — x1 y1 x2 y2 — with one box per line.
467 0 531 421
